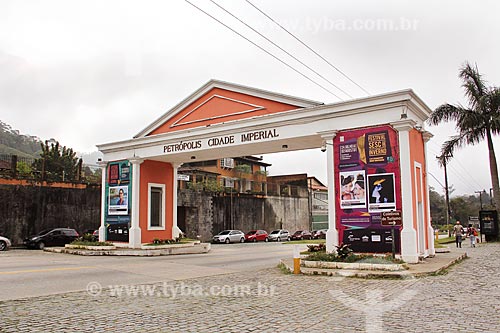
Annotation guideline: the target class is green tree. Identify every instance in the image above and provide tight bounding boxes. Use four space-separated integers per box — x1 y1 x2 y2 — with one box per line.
428 62 500 240
32 140 83 182
16 161 32 178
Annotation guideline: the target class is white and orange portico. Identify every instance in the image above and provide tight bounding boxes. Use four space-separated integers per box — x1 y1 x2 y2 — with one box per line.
97 79 434 263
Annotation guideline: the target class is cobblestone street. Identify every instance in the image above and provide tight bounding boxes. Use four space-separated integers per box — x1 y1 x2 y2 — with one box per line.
1 243 499 333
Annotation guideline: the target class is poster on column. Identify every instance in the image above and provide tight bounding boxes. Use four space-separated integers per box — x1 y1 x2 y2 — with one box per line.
334 125 402 253
367 173 396 212
340 170 367 209
108 185 129 215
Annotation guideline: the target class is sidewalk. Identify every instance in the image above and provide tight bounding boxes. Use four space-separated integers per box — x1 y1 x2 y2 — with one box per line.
281 245 468 278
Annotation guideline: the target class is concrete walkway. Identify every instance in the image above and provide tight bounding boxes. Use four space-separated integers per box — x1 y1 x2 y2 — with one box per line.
281 245 468 278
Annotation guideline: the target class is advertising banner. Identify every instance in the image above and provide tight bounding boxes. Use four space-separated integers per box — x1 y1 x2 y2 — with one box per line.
105 160 132 241
108 185 129 215
334 125 402 253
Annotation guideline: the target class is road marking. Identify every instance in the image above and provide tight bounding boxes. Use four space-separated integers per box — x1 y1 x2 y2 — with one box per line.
0 266 95 275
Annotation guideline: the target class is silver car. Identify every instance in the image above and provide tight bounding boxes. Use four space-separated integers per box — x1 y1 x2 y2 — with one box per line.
268 229 290 242
0 235 12 251
213 230 245 244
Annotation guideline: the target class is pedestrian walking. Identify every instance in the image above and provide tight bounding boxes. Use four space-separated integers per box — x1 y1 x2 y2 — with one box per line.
467 224 477 248
453 221 464 248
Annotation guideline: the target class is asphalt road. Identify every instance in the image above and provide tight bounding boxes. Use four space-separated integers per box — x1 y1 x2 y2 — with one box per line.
0 242 303 301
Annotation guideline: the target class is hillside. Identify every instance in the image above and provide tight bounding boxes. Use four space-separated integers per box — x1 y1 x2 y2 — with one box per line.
0 120 42 157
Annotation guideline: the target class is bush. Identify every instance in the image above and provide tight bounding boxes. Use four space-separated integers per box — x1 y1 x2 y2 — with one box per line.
307 243 326 252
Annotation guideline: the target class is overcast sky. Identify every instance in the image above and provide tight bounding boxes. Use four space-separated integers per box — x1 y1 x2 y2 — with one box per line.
1 0 499 197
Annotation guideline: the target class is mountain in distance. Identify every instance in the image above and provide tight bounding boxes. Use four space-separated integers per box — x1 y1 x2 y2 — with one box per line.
0 120 103 164
0 120 43 157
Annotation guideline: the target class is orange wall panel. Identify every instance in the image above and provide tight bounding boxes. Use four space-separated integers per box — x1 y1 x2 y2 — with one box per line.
408 129 430 249
139 160 174 243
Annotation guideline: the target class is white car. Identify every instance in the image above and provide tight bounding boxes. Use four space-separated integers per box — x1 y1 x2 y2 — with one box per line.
213 230 245 244
0 236 12 251
268 229 290 242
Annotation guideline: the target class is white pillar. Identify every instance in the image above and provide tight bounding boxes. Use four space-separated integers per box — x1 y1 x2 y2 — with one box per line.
97 161 107 242
129 158 143 248
172 162 183 238
423 130 435 256
392 120 418 263
322 132 339 253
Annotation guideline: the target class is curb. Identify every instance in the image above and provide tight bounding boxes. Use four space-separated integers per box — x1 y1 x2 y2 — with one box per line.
279 252 468 279
44 243 211 256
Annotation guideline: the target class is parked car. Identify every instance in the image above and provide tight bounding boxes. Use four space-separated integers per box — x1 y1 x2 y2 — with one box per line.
290 230 313 240
92 229 99 241
245 230 269 242
213 230 245 244
0 235 12 251
312 229 328 239
24 228 80 249
268 229 290 242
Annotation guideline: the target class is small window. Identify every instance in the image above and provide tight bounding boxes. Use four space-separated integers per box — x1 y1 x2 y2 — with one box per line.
148 183 165 230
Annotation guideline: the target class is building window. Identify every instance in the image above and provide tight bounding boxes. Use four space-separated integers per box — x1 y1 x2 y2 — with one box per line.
220 158 234 169
148 183 165 230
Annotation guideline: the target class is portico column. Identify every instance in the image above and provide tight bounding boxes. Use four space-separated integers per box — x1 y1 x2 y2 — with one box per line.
172 162 183 238
423 130 435 256
322 132 339 253
129 157 143 248
392 120 419 263
97 161 107 242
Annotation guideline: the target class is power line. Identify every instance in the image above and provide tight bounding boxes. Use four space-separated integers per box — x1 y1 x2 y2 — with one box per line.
209 0 352 99
184 0 342 100
245 0 370 96
428 144 482 192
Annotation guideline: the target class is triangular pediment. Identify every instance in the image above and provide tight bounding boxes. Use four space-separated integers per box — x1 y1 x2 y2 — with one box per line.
135 80 322 137
171 95 265 127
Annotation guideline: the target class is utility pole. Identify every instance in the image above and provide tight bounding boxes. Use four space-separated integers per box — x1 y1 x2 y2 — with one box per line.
475 191 484 210
438 155 452 234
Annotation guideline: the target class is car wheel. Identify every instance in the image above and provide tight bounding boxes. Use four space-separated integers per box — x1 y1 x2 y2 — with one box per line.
287 237 291 241
240 237 245 243
224 238 230 244
253 238 257 243
37 242 45 250
0 241 6 251
265 237 269 242
277 237 281 242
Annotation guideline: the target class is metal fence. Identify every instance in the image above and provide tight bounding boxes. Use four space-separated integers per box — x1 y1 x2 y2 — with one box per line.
0 153 100 184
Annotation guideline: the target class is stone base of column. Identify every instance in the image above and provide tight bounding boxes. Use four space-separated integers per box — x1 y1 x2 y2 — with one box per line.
326 229 339 253
173 226 183 239
401 228 419 263
427 225 436 256
98 226 107 243
129 226 142 249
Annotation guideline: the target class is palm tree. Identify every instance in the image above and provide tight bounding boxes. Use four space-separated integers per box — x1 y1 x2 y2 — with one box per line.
428 62 500 240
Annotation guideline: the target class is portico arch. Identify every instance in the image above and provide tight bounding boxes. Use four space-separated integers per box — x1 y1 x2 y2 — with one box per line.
97 79 433 263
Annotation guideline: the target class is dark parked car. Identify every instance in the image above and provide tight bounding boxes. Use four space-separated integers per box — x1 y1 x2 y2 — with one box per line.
24 228 80 249
245 230 269 242
290 230 313 240
312 229 327 239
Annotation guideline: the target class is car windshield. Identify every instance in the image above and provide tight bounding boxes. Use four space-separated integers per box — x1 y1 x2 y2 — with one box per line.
246 231 257 235
270 230 279 234
37 229 53 236
218 231 230 235
294 231 303 234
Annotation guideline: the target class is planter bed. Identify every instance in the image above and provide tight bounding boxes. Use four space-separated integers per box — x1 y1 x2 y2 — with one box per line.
302 260 407 271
